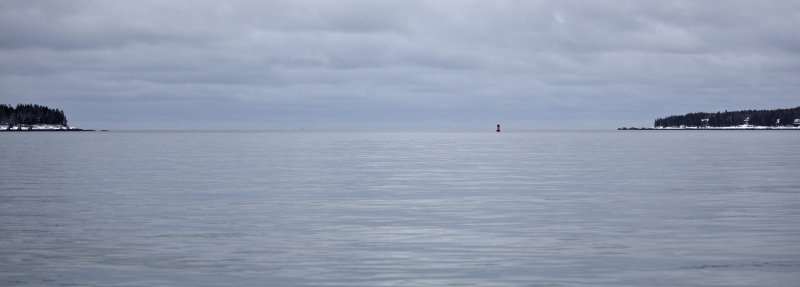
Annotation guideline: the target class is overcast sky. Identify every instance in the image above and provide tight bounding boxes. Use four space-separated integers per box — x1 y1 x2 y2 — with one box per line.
1 1 798 130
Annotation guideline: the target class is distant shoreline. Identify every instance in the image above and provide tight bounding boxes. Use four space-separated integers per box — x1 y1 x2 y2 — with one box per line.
1 129 96 132
1 124 95 132
623 106 800 131
619 126 800 130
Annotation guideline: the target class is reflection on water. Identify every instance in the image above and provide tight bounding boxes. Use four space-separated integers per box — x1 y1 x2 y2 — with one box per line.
1 131 799 286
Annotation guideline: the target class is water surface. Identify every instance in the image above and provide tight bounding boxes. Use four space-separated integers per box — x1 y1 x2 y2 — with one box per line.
1 131 799 286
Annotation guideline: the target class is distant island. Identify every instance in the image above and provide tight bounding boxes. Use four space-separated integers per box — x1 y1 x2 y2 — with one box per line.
1 104 92 131
620 106 800 130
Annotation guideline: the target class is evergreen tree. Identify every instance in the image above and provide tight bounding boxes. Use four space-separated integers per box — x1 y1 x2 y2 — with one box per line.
0 104 13 125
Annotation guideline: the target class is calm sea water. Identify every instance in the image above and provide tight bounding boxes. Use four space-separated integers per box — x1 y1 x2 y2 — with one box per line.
1 131 799 286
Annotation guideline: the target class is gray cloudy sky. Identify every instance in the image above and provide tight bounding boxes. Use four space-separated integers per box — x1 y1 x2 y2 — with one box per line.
1 1 798 130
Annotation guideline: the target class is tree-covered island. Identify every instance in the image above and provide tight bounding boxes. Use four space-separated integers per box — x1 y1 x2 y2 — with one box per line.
1 104 91 131
620 106 800 130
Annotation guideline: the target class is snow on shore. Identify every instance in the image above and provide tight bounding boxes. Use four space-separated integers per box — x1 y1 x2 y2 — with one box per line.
654 125 800 130
1 124 83 131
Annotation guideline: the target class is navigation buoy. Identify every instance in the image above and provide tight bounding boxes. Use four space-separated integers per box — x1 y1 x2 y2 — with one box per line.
496 124 501 132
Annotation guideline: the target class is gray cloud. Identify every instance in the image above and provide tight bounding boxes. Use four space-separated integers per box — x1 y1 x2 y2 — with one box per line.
1 0 798 130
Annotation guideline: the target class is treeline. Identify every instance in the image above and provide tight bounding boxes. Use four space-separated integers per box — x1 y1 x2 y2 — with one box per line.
654 106 800 127
0 104 68 126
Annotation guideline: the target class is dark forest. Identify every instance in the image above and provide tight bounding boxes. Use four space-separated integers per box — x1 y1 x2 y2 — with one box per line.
0 104 68 127
654 107 800 127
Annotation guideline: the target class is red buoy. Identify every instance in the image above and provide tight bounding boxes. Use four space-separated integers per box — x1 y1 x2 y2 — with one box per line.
496 124 501 132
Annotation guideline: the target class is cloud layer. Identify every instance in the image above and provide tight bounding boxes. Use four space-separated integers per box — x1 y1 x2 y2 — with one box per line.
2 0 798 129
